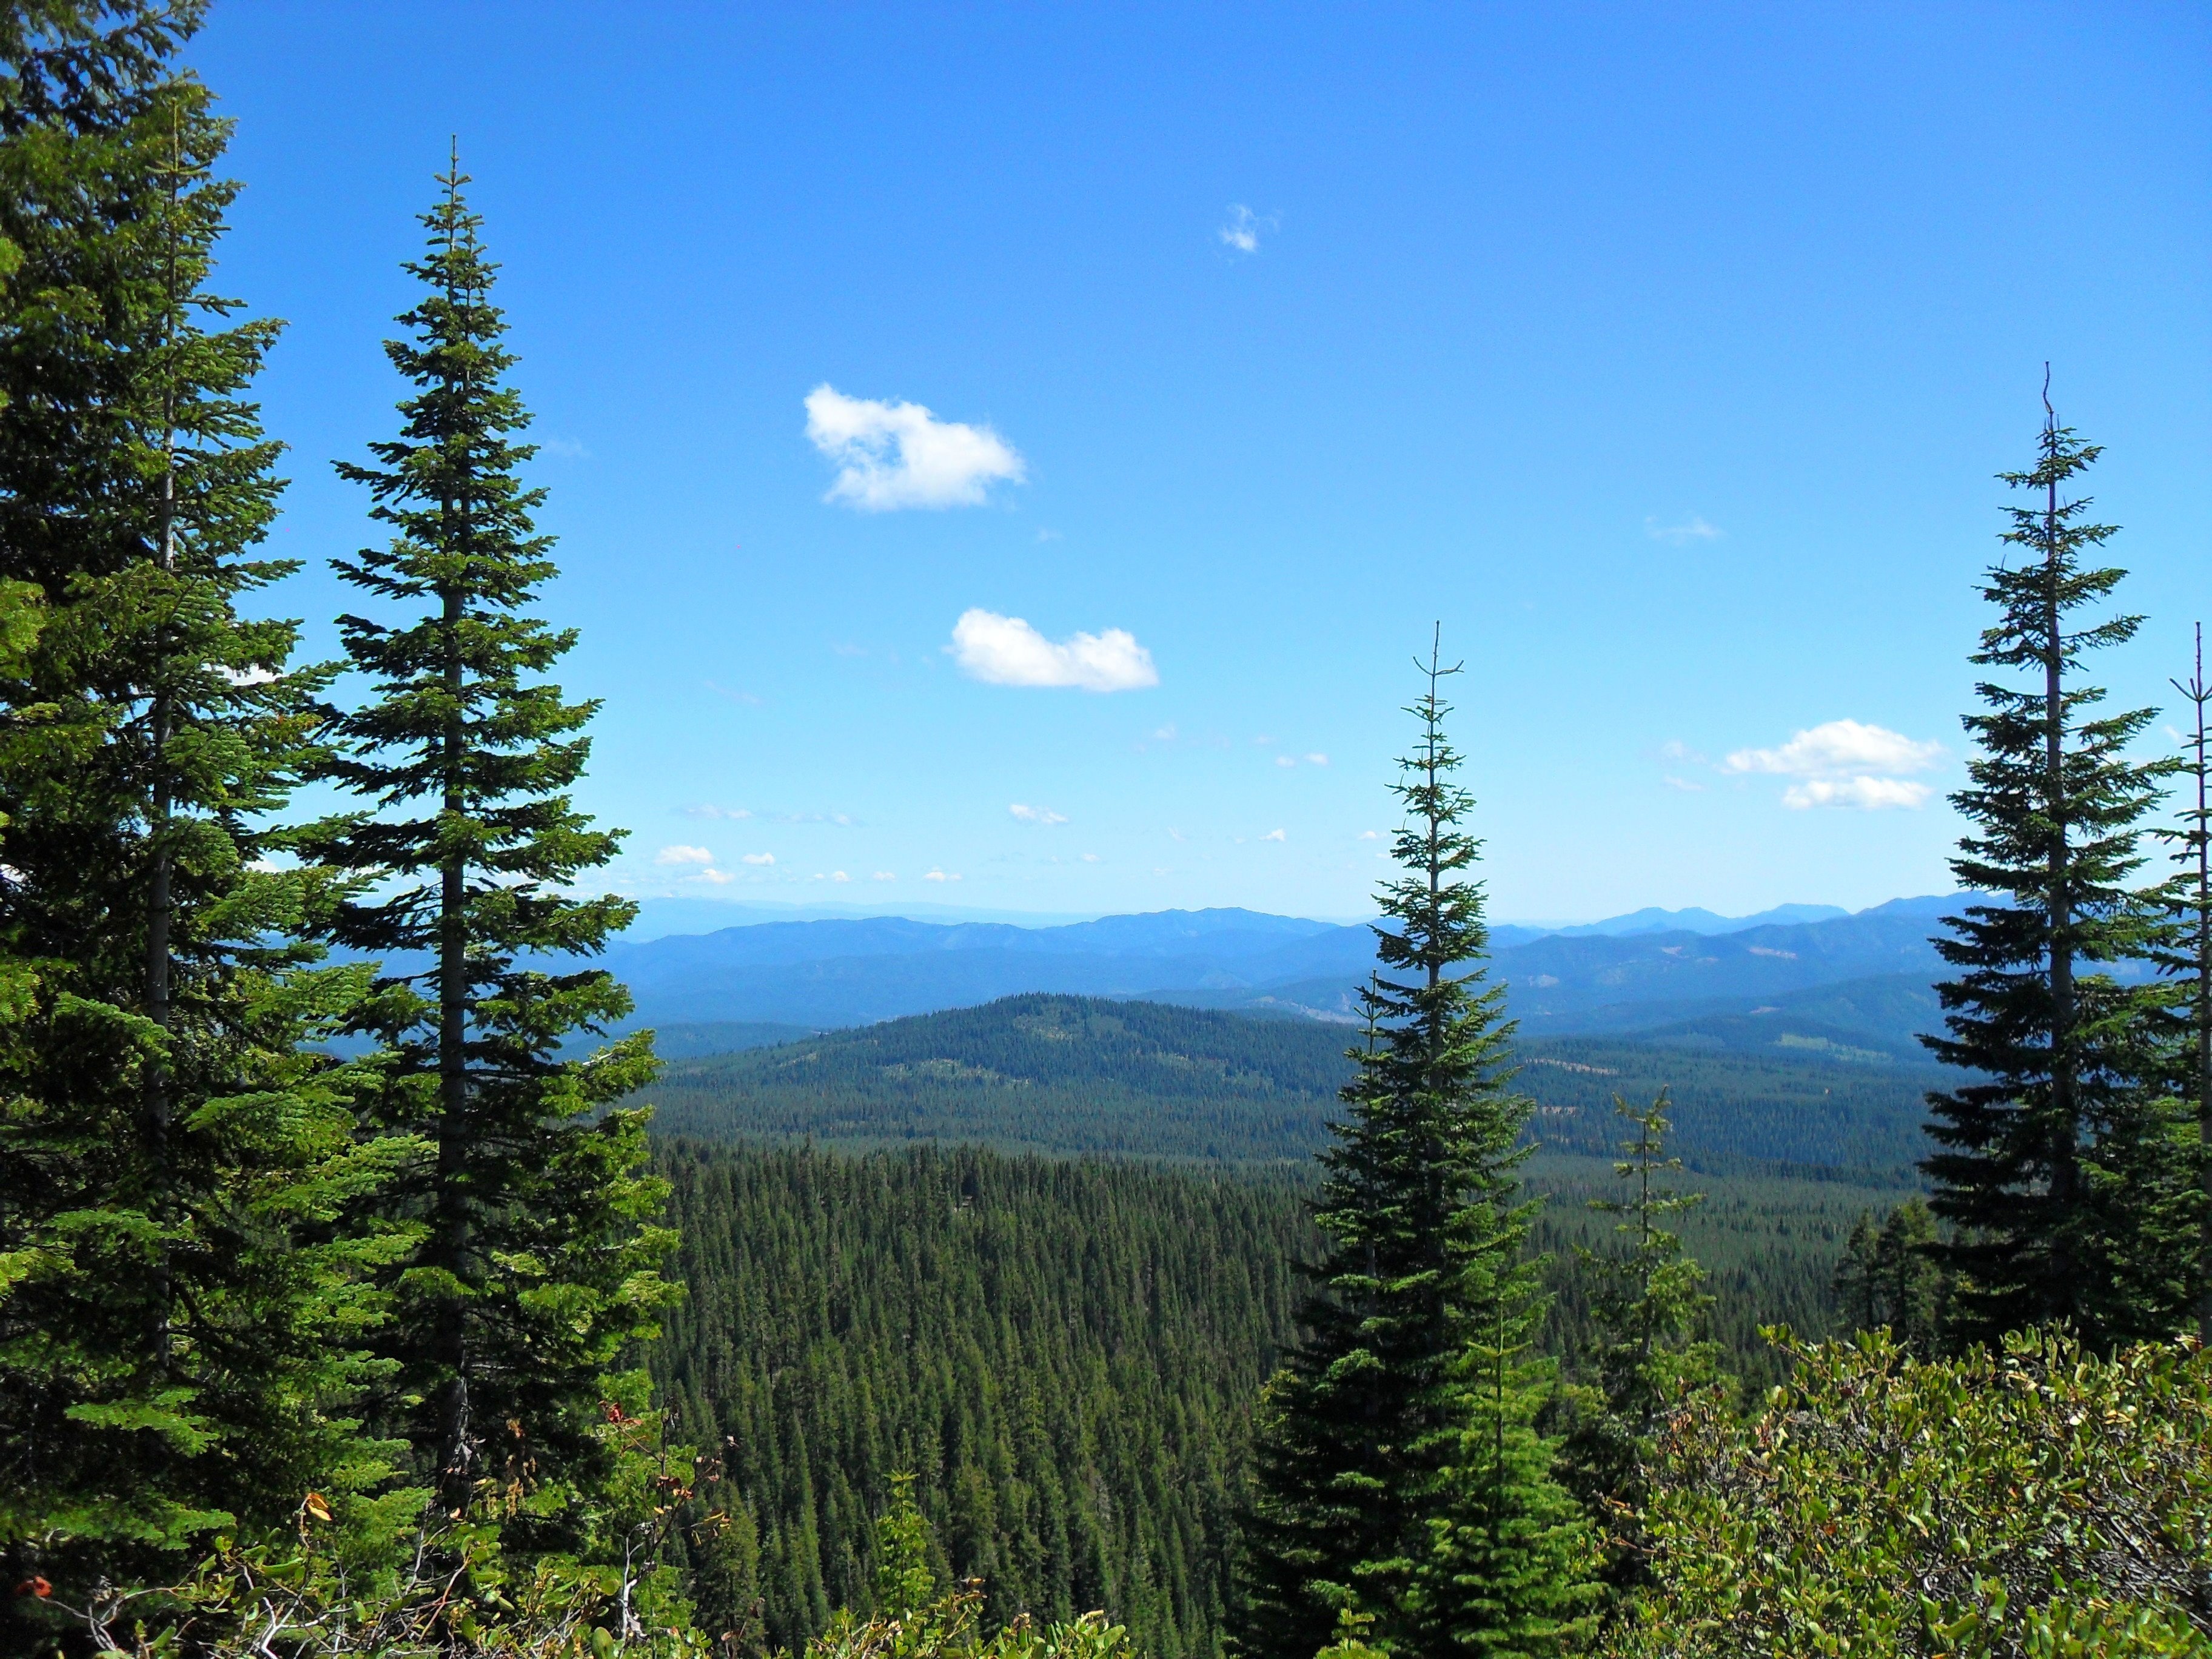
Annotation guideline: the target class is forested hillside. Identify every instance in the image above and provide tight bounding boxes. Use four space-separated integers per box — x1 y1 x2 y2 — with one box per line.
640 992 1937 1181
647 1140 1878 1658
648 1143 1311 1659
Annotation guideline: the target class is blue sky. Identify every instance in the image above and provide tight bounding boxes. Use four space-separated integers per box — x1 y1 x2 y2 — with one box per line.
193 2 2209 924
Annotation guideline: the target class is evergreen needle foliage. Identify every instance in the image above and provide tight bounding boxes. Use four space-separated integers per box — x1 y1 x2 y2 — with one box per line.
1922 394 2188 1351
0 2 408 1626
1550 1091 1724 1590
299 159 674 1538
1831 1196 1945 1356
2155 625 2212 1344
1242 634 1594 1659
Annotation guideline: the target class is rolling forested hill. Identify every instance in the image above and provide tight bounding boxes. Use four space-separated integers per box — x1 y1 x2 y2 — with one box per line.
639 992 1940 1182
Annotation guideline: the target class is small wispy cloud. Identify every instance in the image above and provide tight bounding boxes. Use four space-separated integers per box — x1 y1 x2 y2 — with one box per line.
1154 723 1178 742
805 384 1025 511
1723 718 1945 811
740 851 776 865
1356 830 1380 841
923 868 962 883
1304 753 1329 766
1785 777 1933 810
540 435 590 460
1646 514 1723 546
685 804 754 820
1261 828 1287 843
951 608 1159 692
656 844 716 866
1219 204 1278 255
1276 754 1296 768
1724 720 1943 780
692 866 736 885
1081 853 1100 863
871 871 896 882
1009 803 1070 825
1663 776 1706 793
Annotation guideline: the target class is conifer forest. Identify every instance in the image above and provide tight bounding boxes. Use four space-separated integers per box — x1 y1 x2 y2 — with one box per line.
2 6 2211 1659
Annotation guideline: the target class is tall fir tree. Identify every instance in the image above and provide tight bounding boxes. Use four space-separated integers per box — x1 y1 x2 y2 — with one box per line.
301 159 675 1542
1242 635 1592 1659
2157 625 2212 1342
1831 1197 1945 1355
1922 391 2187 1351
0 0 406 1630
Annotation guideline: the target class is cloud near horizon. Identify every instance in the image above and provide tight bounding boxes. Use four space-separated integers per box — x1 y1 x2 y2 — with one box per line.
1724 718 1944 811
950 608 1159 692
1009 803 1069 825
655 844 714 865
804 385 1025 510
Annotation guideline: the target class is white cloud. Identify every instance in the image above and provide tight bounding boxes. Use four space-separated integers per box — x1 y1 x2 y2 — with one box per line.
1153 723 1178 742
830 870 851 882
1261 828 1287 842
1724 719 1944 780
656 844 716 865
1081 853 1100 863
1219 204 1278 254
1783 777 1935 811
1663 776 1706 793
1009 803 1070 825
740 851 776 865
804 384 1025 511
1723 719 1945 812
1305 752 1329 766
220 664 281 687
693 867 736 885
950 608 1159 692
1646 515 1723 545
923 868 962 883
871 871 897 881
685 804 754 820
1276 754 1296 768
1356 830 1380 840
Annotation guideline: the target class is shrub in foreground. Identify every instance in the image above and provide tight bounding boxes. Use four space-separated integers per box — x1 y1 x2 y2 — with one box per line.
1605 1329 2212 1658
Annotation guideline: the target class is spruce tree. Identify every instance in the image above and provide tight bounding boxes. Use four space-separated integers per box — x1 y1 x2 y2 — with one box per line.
2154 626 2212 1343
301 159 674 1540
1553 1090 1722 1587
0 0 404 1621
1923 394 2185 1350
1242 635 1592 1659
1831 1198 1944 1354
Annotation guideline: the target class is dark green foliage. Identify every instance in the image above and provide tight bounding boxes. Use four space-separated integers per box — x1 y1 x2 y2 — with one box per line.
1831 1196 1945 1354
0 2 406 1621
1922 406 2187 1350
1550 1093 1724 1589
2156 626 2212 1342
649 1141 1310 1659
298 163 671 1527
1242 645 1594 1659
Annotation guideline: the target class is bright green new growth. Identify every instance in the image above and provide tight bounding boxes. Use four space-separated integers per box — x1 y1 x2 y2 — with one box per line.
1606 1329 2212 1658
0 0 412 1616
873 1473 946 1621
1242 633 1595 1659
1923 398 2188 1351
299 159 674 1539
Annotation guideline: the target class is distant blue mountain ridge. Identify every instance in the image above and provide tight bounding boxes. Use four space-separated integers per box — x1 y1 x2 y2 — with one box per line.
604 894 1975 1050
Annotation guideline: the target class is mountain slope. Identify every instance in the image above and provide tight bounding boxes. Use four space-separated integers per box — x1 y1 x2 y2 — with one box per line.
638 993 1940 1180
